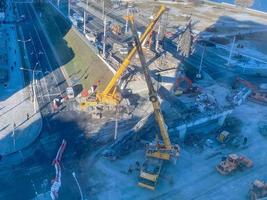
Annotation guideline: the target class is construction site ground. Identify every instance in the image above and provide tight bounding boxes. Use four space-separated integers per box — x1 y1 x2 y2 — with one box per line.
75 102 267 200
59 1 267 199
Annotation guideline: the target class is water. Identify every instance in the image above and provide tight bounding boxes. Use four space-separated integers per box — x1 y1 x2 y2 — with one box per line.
209 0 267 12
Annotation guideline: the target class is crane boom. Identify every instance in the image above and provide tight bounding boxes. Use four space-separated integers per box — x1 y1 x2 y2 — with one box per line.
127 15 171 149
128 13 180 190
80 5 166 108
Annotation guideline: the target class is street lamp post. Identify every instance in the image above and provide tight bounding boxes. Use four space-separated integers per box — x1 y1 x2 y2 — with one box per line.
102 0 105 20
125 5 129 34
68 0 70 18
83 10 86 35
196 44 206 79
20 66 42 114
72 172 84 200
227 35 236 66
103 15 107 58
18 38 31 61
12 122 16 151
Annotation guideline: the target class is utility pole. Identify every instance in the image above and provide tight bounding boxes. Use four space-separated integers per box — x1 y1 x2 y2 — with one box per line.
228 35 236 65
72 172 84 200
103 15 106 58
68 0 70 18
114 107 118 140
20 67 41 113
196 44 206 79
125 5 129 34
83 10 86 35
155 21 161 52
102 0 105 20
32 70 37 113
12 123 16 151
18 38 31 61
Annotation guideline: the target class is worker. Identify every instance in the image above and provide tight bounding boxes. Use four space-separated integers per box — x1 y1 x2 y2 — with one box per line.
243 137 248 146
135 161 140 171
127 165 133 174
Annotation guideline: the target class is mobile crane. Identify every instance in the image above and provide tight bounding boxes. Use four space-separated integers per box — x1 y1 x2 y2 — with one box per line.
80 6 166 109
128 14 180 190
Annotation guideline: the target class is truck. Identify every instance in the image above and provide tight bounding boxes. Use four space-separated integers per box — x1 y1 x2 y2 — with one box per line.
85 33 96 43
66 87 75 99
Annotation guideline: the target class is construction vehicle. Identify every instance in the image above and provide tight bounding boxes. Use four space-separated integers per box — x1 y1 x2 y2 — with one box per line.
173 75 199 96
216 154 253 175
66 87 75 99
128 12 180 190
216 130 245 148
233 77 267 105
216 130 231 143
112 24 122 35
80 6 166 110
249 179 267 200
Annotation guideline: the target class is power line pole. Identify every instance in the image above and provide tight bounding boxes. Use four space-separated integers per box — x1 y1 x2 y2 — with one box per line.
125 5 129 34
83 10 86 35
196 45 206 79
32 70 37 113
103 15 106 58
68 0 70 18
102 0 105 19
114 107 118 140
72 172 84 200
12 123 16 151
155 21 161 52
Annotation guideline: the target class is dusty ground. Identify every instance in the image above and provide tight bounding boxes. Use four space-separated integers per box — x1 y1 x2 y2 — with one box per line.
77 101 267 200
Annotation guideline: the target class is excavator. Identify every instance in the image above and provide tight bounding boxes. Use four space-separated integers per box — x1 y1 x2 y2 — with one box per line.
127 12 180 190
233 77 267 105
80 6 166 110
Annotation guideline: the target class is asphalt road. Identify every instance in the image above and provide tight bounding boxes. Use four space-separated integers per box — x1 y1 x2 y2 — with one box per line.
0 3 91 200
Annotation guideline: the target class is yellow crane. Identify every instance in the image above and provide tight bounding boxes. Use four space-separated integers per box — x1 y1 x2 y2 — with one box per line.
127 14 180 190
80 5 166 109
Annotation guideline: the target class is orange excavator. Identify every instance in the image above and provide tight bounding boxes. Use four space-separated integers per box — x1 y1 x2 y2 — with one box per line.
216 153 253 175
233 77 267 105
173 75 200 96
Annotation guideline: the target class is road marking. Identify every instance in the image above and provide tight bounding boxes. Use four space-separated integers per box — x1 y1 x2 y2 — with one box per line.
26 4 62 95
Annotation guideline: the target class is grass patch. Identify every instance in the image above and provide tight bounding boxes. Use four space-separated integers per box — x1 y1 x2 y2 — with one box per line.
34 3 113 90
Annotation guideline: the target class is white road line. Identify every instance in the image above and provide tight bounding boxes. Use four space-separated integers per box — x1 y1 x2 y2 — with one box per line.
26 4 62 95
